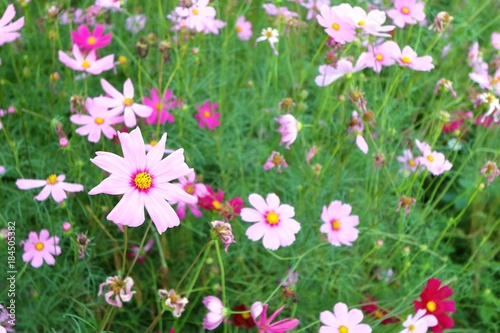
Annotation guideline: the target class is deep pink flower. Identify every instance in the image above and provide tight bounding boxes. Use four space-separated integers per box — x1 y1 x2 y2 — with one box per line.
442 111 473 134
22 229 61 268
317 4 356 44
58 44 115 75
235 16 252 41
320 302 372 333
70 97 123 143
71 24 112 52
126 238 155 264
241 193 301 250
0 4 24 46
387 0 426 28
88 127 197 234
98 276 136 308
251 302 300 333
320 200 360 246
143 88 179 125
16 174 84 203
173 169 207 219
194 101 220 130
94 78 153 128
203 296 227 330
275 114 299 149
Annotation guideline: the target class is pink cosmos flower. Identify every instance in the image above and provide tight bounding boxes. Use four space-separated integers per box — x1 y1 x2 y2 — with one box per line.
263 151 288 173
320 200 360 246
251 302 300 333
211 221 236 253
361 41 398 73
262 4 299 18
256 27 279 55
348 111 368 154
296 0 330 21
173 169 207 219
16 174 84 203
320 302 372 333
241 193 301 250
175 0 217 33
415 139 452 176
397 149 420 175
94 78 153 128
71 24 112 52
88 127 197 234
95 0 122 11
491 32 500 50
203 296 226 330
159 289 189 317
481 161 499 186
22 229 61 268
98 276 136 308
235 16 252 41
389 44 434 71
70 97 123 143
387 0 426 28
194 101 220 130
350 7 394 37
143 88 179 125
275 114 299 149
400 309 437 333
0 4 24 46
317 4 356 44
58 44 114 75
315 56 367 87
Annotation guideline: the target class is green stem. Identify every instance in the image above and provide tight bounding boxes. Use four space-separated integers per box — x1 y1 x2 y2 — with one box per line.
214 241 227 333
126 221 152 277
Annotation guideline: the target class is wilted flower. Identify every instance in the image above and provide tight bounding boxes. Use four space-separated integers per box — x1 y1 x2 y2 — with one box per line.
203 296 229 330
396 196 416 215
211 221 236 253
481 161 499 185
98 276 136 308
275 114 299 149
158 289 189 317
127 238 155 264
263 151 288 173
429 12 453 34
434 78 457 98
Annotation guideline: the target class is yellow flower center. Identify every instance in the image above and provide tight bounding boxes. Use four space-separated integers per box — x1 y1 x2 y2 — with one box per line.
155 103 163 111
426 300 437 312
203 111 211 118
236 26 243 33
266 212 279 225
123 98 134 106
427 155 435 162
272 153 284 166
332 23 340 31
339 325 349 333
82 60 91 69
150 140 158 147
212 200 221 210
401 56 411 64
265 30 274 38
408 324 415 331
401 7 410 14
374 309 384 318
242 312 250 319
134 172 152 190
46 174 58 185
87 36 97 45
118 55 127 65
35 242 45 251
358 20 365 26
192 8 199 15
408 159 416 167
185 184 195 194
375 54 384 61
110 279 125 294
331 219 341 230
94 117 105 125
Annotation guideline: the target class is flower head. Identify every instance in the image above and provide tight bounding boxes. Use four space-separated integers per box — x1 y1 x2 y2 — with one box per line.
360 295 400 325
0 4 25 46
251 302 300 333
173 170 206 219
98 276 136 308
317 4 356 44
233 304 255 329
126 238 155 264
194 101 220 130
94 78 153 128
241 193 301 250
0 304 15 332
263 151 288 173
397 149 420 176
203 296 229 330
236 16 252 41
88 127 197 234
413 278 455 333
387 0 426 28
275 114 299 149
396 196 416 215
320 302 372 333
22 229 61 268
481 161 499 185
315 56 367 87
159 289 189 317
58 44 115 75
71 24 112 52
361 41 398 73
390 44 434 71
143 88 179 125
16 174 84 203
415 140 452 176
400 309 437 333
211 221 236 253
256 27 279 55
320 200 360 246
126 14 147 34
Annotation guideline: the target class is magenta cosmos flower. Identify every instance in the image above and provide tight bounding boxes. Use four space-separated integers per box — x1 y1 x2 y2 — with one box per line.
143 88 179 125
88 127 197 234
387 0 426 28
58 44 114 75
70 97 123 143
71 23 112 52
16 174 84 203
22 229 61 268
203 296 227 330
320 200 360 246
251 302 300 333
235 16 252 41
320 302 372 333
0 4 24 46
194 101 220 130
94 78 153 128
173 169 207 219
241 193 301 250
98 276 136 308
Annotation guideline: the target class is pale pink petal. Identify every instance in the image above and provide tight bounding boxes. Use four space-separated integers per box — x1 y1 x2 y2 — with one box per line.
248 193 268 214
262 228 281 250
70 114 93 125
143 192 180 234
34 185 52 201
123 108 137 127
265 193 281 210
86 54 115 75
132 103 153 118
91 151 133 176
153 184 197 205
89 174 130 195
320 310 338 327
41 251 56 265
241 208 264 222
107 190 145 227
59 182 84 193
347 308 364 325
100 78 124 100
123 78 134 98
0 5 16 27
50 186 67 203
118 127 146 170
245 222 268 241
58 51 81 71
149 149 191 182
16 179 47 190
30 254 44 268
146 133 167 169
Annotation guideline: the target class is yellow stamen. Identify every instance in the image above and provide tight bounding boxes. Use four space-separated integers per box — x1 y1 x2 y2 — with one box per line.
185 184 195 194
401 56 411 64
123 97 134 106
401 7 410 14
35 242 45 251
408 324 415 331
203 111 211 118
376 54 384 61
236 26 243 33
331 219 341 230
427 155 435 162
118 56 127 65
46 174 58 185
339 325 349 333
212 200 221 210
192 8 199 15
408 159 416 167
82 60 91 69
266 212 279 225
94 117 104 125
241 312 250 319
150 140 158 147
426 300 437 312
332 23 340 31
155 103 163 111
358 20 365 26
134 172 152 190
87 36 97 45
374 309 384 319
